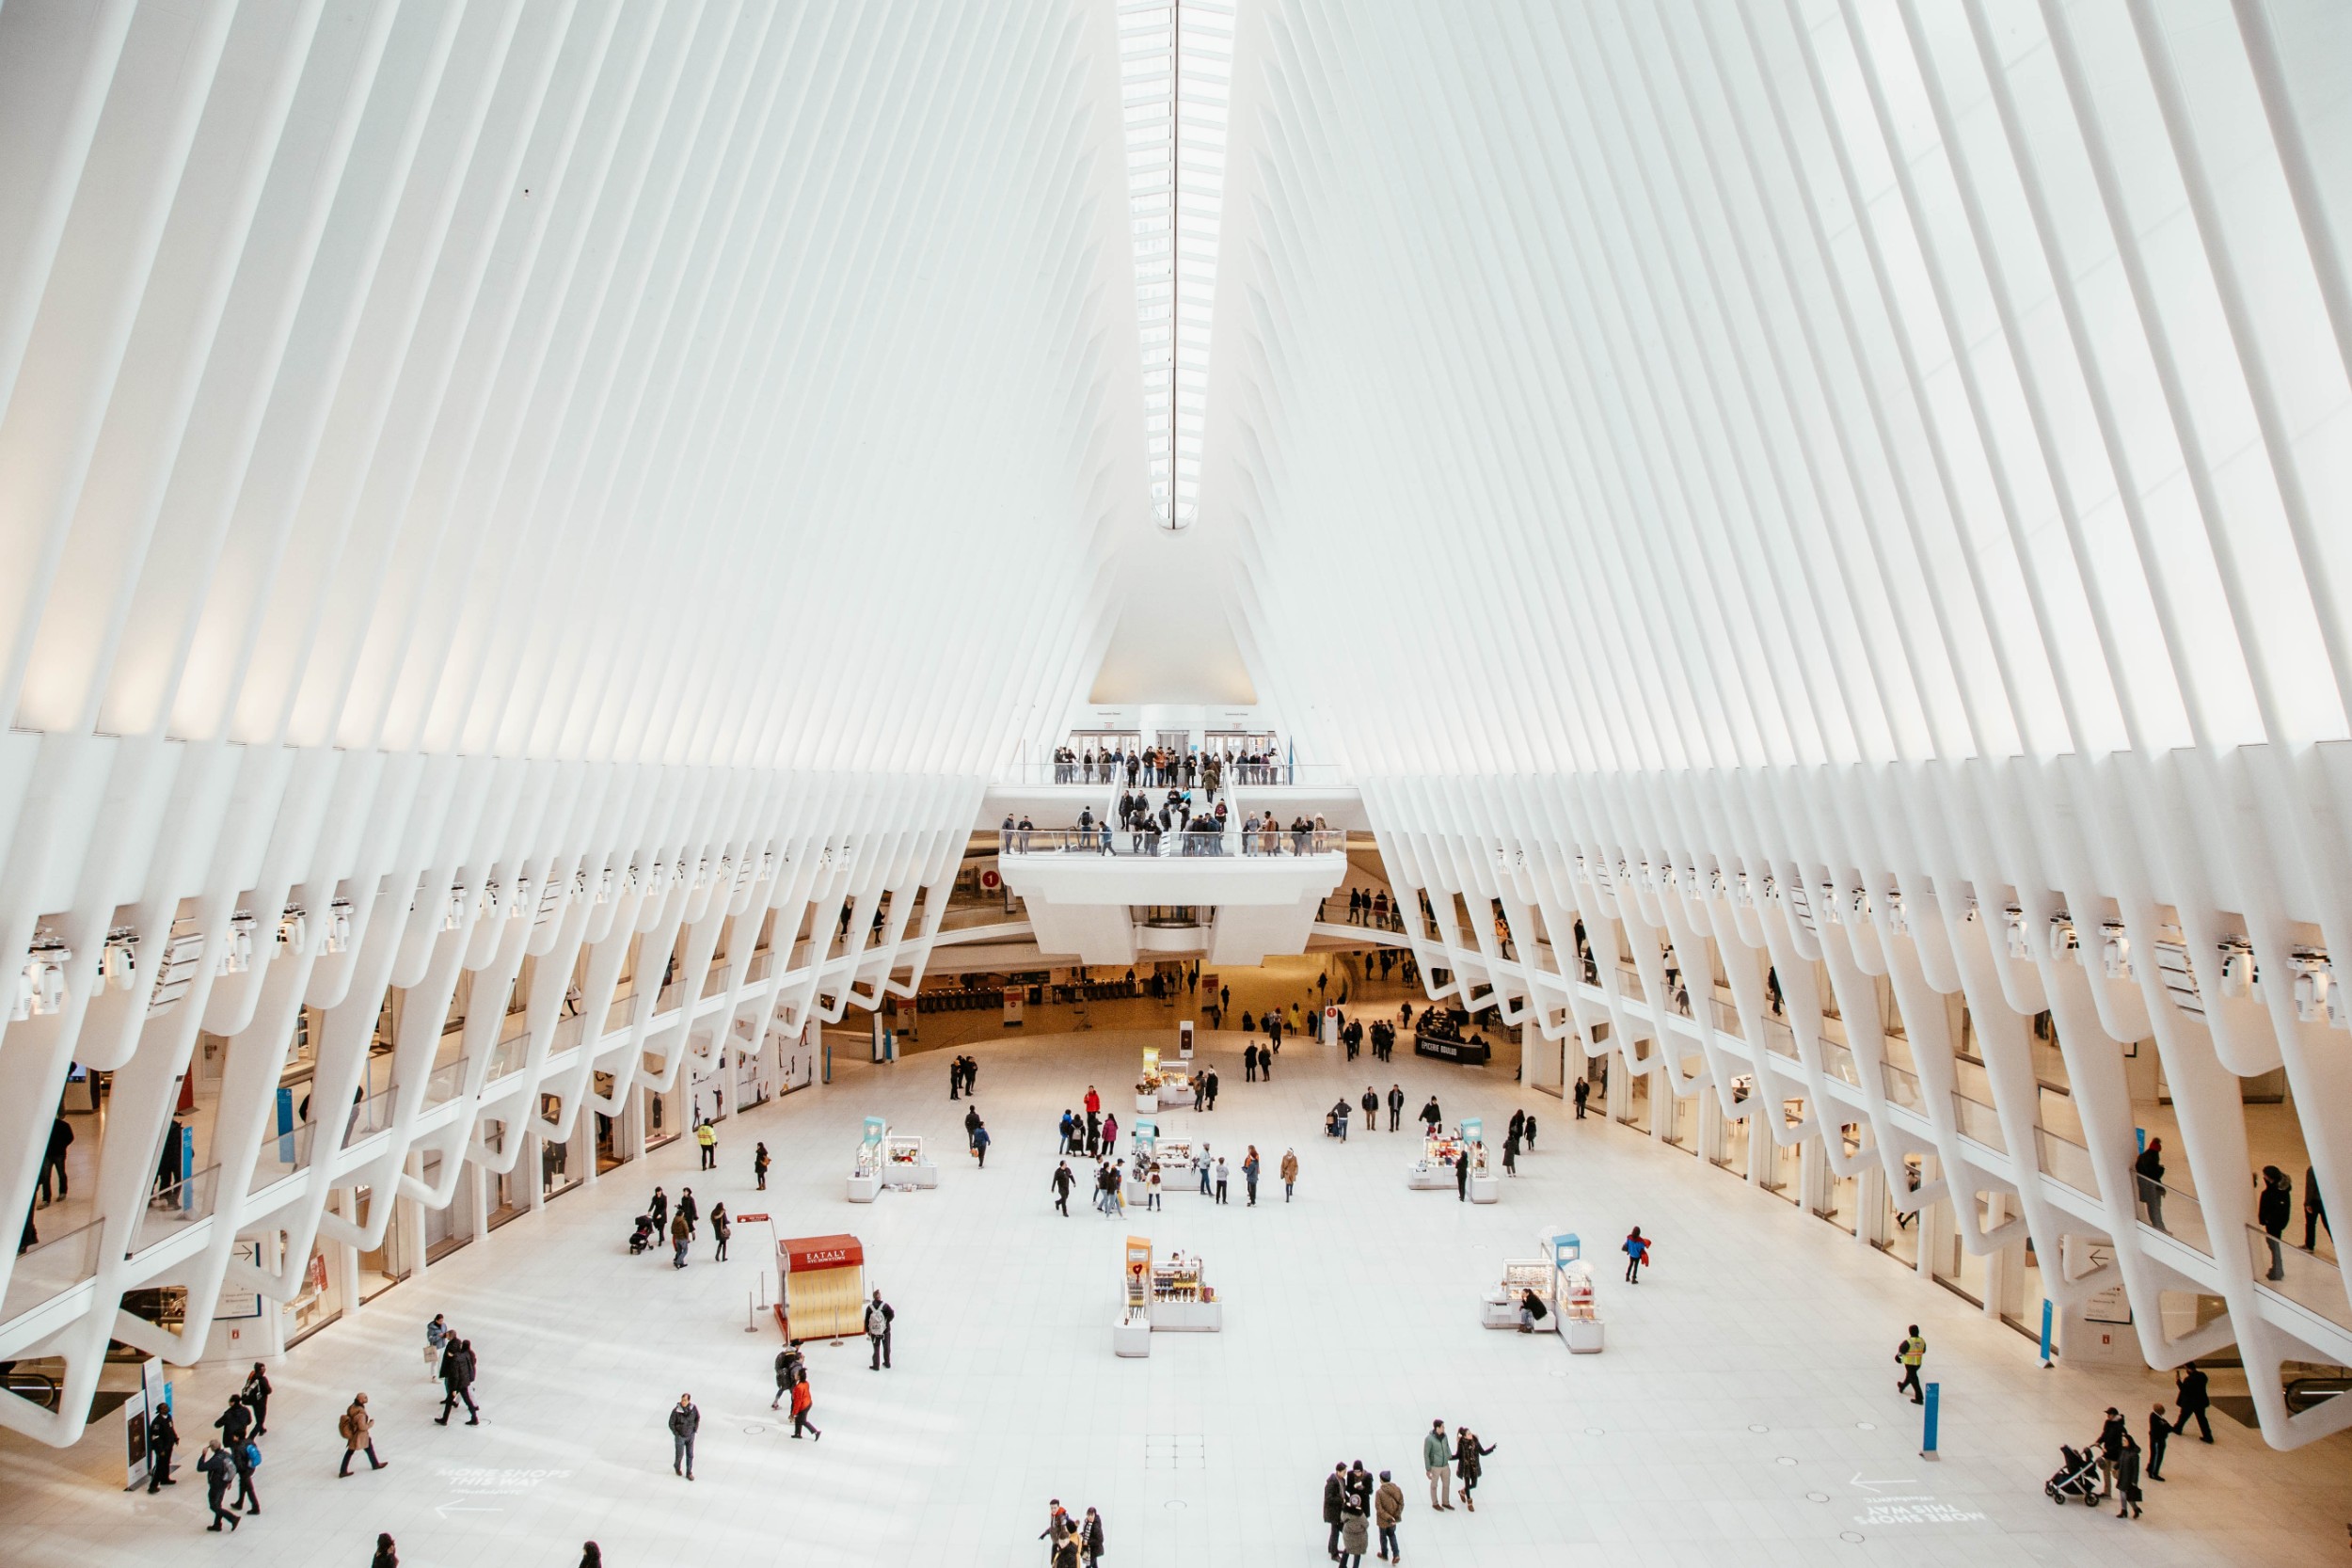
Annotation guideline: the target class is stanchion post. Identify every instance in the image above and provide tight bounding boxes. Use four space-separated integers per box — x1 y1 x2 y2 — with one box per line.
2039 1300 2055 1368
1921 1382 1940 1460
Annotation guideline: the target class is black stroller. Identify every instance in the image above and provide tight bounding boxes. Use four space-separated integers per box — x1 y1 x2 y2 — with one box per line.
2043 1444 2101 1504
628 1213 657 1255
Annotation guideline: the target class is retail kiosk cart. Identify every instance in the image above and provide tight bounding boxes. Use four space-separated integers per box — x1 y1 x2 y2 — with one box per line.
1463 1117 1499 1203
1547 1230 1603 1352
773 1231 866 1343
1115 1235 1153 1357
883 1132 937 1189
849 1117 886 1202
1481 1258 1559 1332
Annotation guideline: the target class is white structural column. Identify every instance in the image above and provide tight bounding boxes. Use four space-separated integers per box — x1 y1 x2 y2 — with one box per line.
1206 0 2352 1452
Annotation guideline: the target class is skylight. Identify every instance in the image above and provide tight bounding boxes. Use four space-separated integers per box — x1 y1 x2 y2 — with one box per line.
1119 0 1234 531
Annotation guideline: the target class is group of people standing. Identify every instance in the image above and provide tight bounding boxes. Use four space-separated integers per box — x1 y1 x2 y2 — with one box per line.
1311 1419 1492 1564
1038 1498 1107 1565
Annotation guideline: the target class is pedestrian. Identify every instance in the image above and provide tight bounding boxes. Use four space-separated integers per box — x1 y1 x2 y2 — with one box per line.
1041 1500 1075 1553
677 1186 698 1239
1574 1078 1590 1118
1081 1506 1106 1568
337 1391 387 1476
1453 1426 1495 1512
1214 1155 1230 1205
1281 1148 1298 1202
2259 1165 2293 1279
949 1058 961 1100
1420 1097 1441 1133
1260 1041 1274 1079
1339 1503 1369 1568
670 1211 691 1268
1622 1227 1650 1283
1523 1112 1536 1149
1375 1468 1404 1562
199 1440 240 1530
1147 1164 1162 1209
866 1291 895 1370
974 1120 992 1168
1204 1066 1219 1108
1245 1048 1257 1083
648 1186 668 1234
2097 1406 2128 1497
1895 1325 1925 1404
39 1115 72 1205
214 1390 252 1458
771 1346 796 1409
2115 1431 2144 1517
1104 1113 1120 1159
789 1366 821 1439
425 1312 450 1375
754 1141 770 1190
1454 1149 1469 1202
2135 1138 2167 1230
670 1393 699 1478
437 1337 480 1425
1361 1086 1378 1132
2174 1362 2215 1444
1053 1161 1075 1216
579 1545 601 1568
1059 1110 1077 1153
1243 1147 1261 1206
1323 1462 1348 1560
711 1202 730 1261
1422 1418 1453 1510
696 1118 717 1170
146 1400 179 1492
1502 1127 1518 1177
2146 1403 2170 1481
241 1363 272 1435
1388 1085 1404 1132
1200 1143 1214 1195
374 1532 400 1567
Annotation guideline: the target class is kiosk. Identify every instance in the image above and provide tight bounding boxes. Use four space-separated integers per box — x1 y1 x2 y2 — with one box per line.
848 1117 886 1202
1463 1117 1500 1203
1481 1259 1559 1332
1149 1251 1221 1331
774 1231 866 1342
1547 1230 1603 1353
1115 1235 1153 1357
883 1132 937 1189
1125 1121 1159 1205
1136 1047 1161 1113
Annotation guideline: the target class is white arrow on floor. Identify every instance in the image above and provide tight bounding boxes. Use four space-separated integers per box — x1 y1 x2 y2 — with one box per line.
435 1498 502 1518
1850 1472 1917 1492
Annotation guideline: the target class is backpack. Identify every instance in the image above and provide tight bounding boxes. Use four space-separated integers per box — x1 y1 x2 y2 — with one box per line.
243 1441 262 1470
337 1411 356 1441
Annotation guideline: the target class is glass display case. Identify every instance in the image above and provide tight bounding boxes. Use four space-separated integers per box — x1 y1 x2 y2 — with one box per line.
1482 1259 1557 1331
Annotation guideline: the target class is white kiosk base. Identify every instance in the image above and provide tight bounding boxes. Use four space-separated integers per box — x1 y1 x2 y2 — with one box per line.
846 1173 882 1203
1112 1318 1152 1358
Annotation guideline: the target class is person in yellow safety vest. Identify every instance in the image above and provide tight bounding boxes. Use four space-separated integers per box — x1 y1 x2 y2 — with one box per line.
696 1119 718 1171
1896 1325 1926 1404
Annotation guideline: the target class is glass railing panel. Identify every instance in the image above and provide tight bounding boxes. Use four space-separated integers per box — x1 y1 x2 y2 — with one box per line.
250 1118 317 1194
1950 1092 2007 1152
1821 1042 1862 1087
340 1086 399 1147
2033 1127 2098 1196
1881 1062 1925 1112
1762 1020 1800 1059
2249 1227 2352 1328
0 1215 105 1327
2137 1180 2211 1257
130 1163 221 1256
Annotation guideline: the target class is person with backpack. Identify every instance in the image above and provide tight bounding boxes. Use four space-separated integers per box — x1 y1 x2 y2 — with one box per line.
436 1337 480 1425
337 1392 386 1476
198 1439 240 1530
866 1291 895 1370
1622 1227 1651 1283
754 1141 771 1190
669 1393 699 1478
1895 1325 1925 1404
215 1395 260 1513
771 1345 799 1409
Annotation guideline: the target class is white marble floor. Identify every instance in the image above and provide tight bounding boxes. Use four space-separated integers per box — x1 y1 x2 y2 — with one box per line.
4 1024 2347 1568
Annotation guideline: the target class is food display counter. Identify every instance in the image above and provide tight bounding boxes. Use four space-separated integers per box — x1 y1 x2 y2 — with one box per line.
1408 1123 1491 1194
1149 1251 1221 1332
1547 1230 1603 1353
883 1132 937 1188
1481 1259 1558 1332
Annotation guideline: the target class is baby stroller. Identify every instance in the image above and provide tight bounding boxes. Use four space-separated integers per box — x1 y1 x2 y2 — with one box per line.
628 1213 657 1255
2043 1444 2101 1505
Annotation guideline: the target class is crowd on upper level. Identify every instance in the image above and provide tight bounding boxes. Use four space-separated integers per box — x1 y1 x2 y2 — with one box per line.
1050 742 1289 787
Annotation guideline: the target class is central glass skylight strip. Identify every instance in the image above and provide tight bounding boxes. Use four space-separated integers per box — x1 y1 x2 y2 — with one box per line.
1120 0 1233 531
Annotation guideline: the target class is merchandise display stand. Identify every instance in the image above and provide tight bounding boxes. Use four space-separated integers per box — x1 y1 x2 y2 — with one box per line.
1407 1122 1490 1192
1481 1259 1557 1331
1136 1046 1161 1114
1115 1236 1152 1357
883 1132 937 1189
1463 1117 1499 1202
1149 1251 1221 1332
849 1116 886 1203
1124 1122 1159 1205
1546 1230 1603 1353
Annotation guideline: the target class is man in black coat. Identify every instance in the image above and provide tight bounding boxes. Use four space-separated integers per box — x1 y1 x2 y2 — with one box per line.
2173 1363 2214 1443
145 1401 179 1493
437 1338 480 1424
1322 1462 1347 1560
